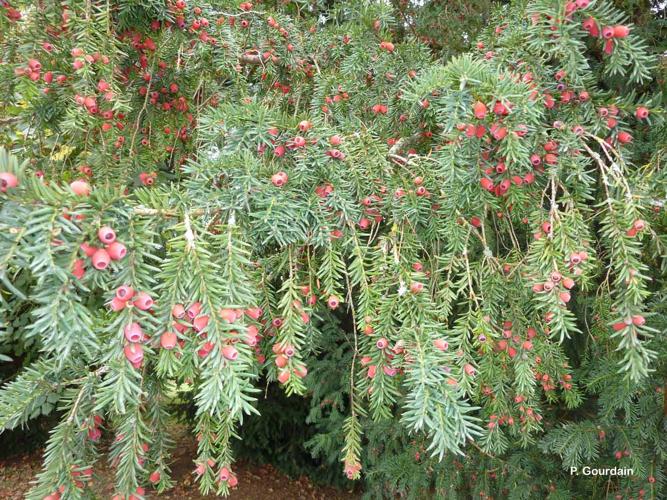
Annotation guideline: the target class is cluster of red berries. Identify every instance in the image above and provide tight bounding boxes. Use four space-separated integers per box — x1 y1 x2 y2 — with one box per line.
315 182 334 199
268 125 311 159
268 129 346 187
172 302 212 357
110 286 154 312
169 304 207 346
358 175 417 229
189 11 214 35
532 270 576 304
479 157 536 197
357 190 385 230
272 341 308 384
531 139 559 172
75 164 93 178
268 292 316 383
325 147 346 160
533 220 554 240
564 250 589 277
612 314 645 332
279 285 316 315
218 466 239 488
516 400 543 426
581 15 630 55
123 326 147 369
74 93 101 115
461 100 541 196
541 73 591 110
411 176 431 198
122 337 150 371
14 58 43 82
170 302 264 360
626 218 646 238
366 337 404 381
592 105 636 146
169 0 189 29
565 0 591 12
270 78 292 95
194 460 239 488
323 85 351 106
534 369 573 392
139 171 158 186
266 10 290 39
115 291 155 368
213 308 243 360
111 28 197 150
70 47 111 73
116 37 194 146
495 323 538 358
486 413 516 430
139 82 190 113
74 227 127 279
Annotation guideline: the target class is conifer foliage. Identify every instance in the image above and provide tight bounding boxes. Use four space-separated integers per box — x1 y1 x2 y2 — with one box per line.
0 0 665 498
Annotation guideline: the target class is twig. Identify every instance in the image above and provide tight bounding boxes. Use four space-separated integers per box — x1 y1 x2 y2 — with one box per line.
184 211 196 251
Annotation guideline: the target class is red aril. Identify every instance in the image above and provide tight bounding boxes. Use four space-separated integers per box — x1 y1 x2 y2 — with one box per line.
124 343 144 364
0 172 19 192
473 101 487 119
70 180 91 196
91 248 111 270
106 242 127 260
160 331 178 350
187 302 202 319
98 226 116 244
133 292 154 310
124 323 143 343
222 345 238 361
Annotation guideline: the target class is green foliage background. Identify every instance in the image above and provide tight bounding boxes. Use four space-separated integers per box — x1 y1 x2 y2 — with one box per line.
0 0 666 499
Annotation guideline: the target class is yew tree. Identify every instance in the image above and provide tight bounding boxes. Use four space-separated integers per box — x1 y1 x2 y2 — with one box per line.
0 0 665 499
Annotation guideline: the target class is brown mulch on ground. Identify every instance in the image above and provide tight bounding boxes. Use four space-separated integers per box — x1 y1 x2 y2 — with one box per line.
0 428 358 500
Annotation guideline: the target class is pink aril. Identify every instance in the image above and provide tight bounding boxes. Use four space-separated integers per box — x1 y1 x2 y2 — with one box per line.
106 242 127 260
91 248 111 270
133 292 154 310
160 331 178 349
98 226 116 244
115 285 135 301
222 345 238 361
124 343 144 364
124 322 143 343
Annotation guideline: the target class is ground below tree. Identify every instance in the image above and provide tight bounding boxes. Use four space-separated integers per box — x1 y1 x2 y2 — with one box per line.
0 426 358 500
